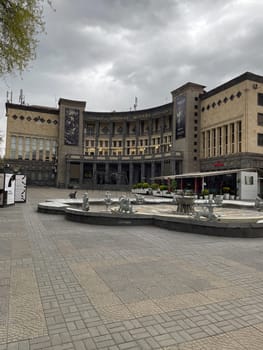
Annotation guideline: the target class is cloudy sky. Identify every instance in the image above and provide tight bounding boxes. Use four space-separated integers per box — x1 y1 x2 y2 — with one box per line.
1 0 263 153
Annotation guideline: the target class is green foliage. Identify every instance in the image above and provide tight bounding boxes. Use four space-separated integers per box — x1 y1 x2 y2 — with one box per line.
159 185 168 191
150 183 159 190
142 182 149 189
222 187 230 193
0 0 52 75
171 179 177 191
201 189 209 196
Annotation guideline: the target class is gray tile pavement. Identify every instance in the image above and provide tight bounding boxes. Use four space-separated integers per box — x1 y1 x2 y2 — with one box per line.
0 187 263 349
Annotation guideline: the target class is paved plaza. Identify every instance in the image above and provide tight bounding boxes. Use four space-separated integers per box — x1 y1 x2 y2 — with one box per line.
1 187 263 349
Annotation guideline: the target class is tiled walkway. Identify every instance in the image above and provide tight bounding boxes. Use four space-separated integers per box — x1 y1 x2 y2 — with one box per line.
1 187 263 349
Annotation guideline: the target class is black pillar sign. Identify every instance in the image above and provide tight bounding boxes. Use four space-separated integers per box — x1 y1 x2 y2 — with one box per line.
175 95 186 139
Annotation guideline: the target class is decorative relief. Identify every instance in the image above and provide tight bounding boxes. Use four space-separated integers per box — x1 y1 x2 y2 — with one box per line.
64 108 79 146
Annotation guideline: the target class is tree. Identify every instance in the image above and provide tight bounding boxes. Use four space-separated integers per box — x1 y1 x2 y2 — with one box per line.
0 0 51 75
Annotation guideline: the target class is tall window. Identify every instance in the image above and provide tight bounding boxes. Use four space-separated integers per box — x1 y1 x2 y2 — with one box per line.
39 139 43 160
225 125 228 154
219 127 222 155
32 138 37 160
237 121 242 152
258 93 263 106
212 128 216 156
202 132 205 158
258 113 263 126
45 140 50 160
10 136 16 159
18 137 23 159
207 130 211 157
25 137 30 160
231 123 235 153
52 141 57 160
258 133 263 146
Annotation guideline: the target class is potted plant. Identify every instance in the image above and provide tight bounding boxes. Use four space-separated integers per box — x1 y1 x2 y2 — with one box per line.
201 189 209 200
223 187 230 200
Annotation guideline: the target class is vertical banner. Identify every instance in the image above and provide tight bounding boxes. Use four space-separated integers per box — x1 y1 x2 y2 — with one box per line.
15 175 27 202
64 108 80 145
175 94 186 139
4 173 15 205
0 174 4 206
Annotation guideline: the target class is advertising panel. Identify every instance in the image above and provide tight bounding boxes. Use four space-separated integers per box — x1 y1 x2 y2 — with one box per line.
15 175 27 202
64 108 80 145
0 173 4 206
175 94 186 139
4 173 15 205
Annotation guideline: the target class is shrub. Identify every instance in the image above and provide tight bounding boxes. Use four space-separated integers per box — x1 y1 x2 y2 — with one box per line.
160 184 168 191
150 183 159 190
142 182 149 189
201 189 209 196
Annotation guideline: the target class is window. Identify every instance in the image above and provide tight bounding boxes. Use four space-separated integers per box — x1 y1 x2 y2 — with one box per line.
219 127 222 155
258 93 263 106
258 133 263 146
212 128 216 156
18 137 23 159
32 138 37 160
207 130 211 157
39 139 43 160
45 140 50 160
237 121 242 152
25 137 30 160
225 125 228 154
10 136 16 159
231 123 235 153
258 113 263 126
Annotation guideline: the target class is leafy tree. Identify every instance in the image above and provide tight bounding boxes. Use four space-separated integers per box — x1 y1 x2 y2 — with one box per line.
0 0 51 75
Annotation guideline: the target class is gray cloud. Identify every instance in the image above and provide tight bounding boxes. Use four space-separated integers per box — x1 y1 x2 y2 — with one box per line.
1 0 263 154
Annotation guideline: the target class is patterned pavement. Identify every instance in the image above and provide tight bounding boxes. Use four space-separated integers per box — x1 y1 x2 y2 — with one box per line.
0 187 263 349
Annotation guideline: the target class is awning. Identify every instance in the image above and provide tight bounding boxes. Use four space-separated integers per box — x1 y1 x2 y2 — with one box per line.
154 168 256 180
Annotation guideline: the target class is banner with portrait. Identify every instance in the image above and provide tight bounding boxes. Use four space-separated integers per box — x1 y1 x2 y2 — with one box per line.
64 108 80 145
175 94 186 139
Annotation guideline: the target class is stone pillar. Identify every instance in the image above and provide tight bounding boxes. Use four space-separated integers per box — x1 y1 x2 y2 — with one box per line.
170 159 176 174
92 163 97 186
117 163 122 185
105 163 109 184
129 163 133 185
65 160 70 188
141 163 145 182
151 162 155 180
161 160 164 176
79 162 83 186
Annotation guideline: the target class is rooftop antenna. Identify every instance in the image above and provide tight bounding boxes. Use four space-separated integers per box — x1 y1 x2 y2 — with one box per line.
6 91 13 103
19 89 25 105
134 96 138 111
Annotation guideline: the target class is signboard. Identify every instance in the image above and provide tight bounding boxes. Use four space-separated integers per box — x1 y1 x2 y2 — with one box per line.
175 94 186 139
64 108 80 145
4 173 15 205
15 175 27 202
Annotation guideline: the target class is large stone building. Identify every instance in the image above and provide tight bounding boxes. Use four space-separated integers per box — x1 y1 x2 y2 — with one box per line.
4 72 263 192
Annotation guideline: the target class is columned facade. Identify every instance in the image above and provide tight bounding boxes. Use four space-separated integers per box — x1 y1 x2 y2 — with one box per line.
4 72 263 189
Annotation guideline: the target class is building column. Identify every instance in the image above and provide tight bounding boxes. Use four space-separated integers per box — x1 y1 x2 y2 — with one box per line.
141 162 145 182
92 163 97 186
105 163 109 184
117 163 122 185
161 160 164 176
79 162 83 186
170 159 176 175
129 163 133 185
151 162 155 180
65 161 70 188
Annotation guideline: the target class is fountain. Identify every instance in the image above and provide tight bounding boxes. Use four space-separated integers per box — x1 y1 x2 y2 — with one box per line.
37 191 263 237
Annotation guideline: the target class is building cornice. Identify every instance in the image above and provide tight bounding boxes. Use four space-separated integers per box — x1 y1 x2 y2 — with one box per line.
201 72 263 100
5 102 59 115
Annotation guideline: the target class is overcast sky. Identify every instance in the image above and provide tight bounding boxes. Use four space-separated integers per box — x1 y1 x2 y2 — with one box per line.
1 0 263 154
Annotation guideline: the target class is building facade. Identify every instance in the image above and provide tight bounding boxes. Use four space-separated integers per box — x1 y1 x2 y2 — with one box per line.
4 72 263 190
